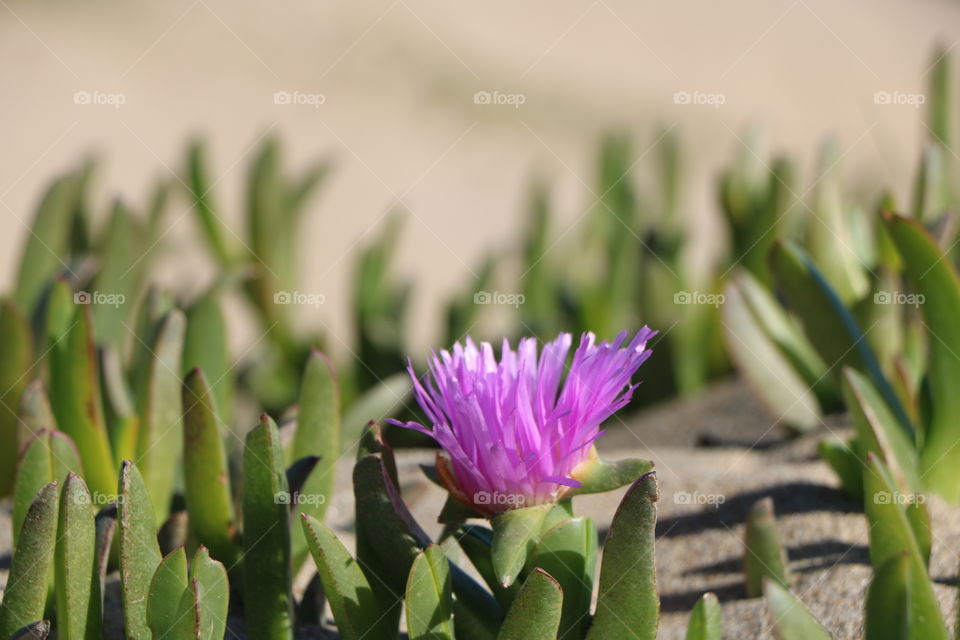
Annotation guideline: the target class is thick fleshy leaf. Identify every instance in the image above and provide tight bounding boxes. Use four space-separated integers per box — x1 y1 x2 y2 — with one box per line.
722 273 823 432
497 568 563 640
456 525 518 609
567 451 654 497
94 505 117 612
48 304 116 498
134 309 186 522
743 498 791 598
865 552 948 640
842 368 920 493
0 298 34 496
301 514 390 640
763 580 831 640
685 592 722 640
405 544 454 640
183 294 233 424
182 368 238 566
289 351 340 570
586 472 659 640
55 473 101 640
186 140 235 265
14 172 83 315
817 437 863 499
190 547 229 640
91 202 142 343
118 460 163 640
147 546 189 636
491 503 553 588
17 380 56 451
529 517 597 640
0 482 58 638
242 414 294 640
12 429 81 546
863 453 928 572
100 344 139 463
905 501 932 569
768 241 911 435
884 214 960 501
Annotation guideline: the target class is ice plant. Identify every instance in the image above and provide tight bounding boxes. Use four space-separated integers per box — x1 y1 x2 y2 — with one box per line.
390 328 656 513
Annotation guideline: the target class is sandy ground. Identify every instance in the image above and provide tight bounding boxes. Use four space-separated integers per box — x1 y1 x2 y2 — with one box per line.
1 0 960 355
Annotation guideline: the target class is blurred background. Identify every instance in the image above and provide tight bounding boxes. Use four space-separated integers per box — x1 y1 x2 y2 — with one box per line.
3 0 958 350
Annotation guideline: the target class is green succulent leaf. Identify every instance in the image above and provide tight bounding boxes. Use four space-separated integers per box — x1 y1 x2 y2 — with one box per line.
685 592 722 640
55 473 101 640
768 241 911 436
183 294 233 425
242 414 294 640
456 524 518 609
863 453 928 572
763 580 831 640
566 451 654 497
491 503 553 588
405 544 455 640
17 380 56 452
721 272 824 432
0 298 34 496
186 140 235 265
300 514 391 640
342 372 411 448
49 304 116 498
14 171 84 315
743 497 791 598
497 568 563 640
91 202 143 343
146 546 189 636
134 309 186 523
190 546 230 640
842 368 920 493
817 437 863 499
0 482 59 638
586 472 659 640
118 460 163 640
289 351 340 571
12 429 81 546
182 368 238 566
865 552 948 640
883 214 960 501
528 517 597 640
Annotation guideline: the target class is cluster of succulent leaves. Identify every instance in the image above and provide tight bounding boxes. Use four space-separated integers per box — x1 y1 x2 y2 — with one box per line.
715 48 960 506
